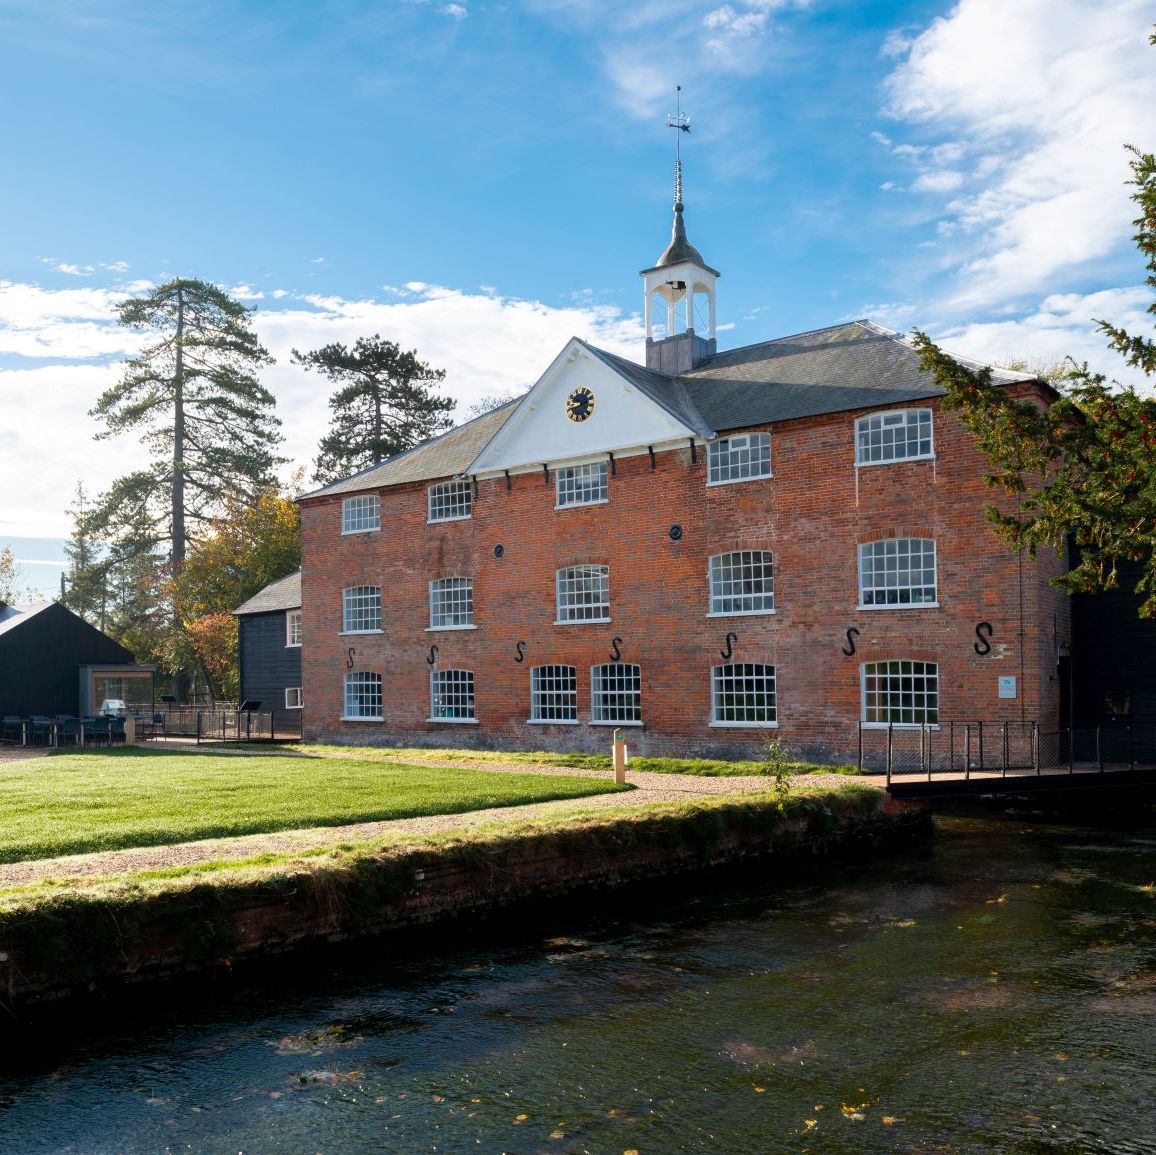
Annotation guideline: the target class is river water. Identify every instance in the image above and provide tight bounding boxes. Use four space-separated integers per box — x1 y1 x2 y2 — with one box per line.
1 811 1154 1154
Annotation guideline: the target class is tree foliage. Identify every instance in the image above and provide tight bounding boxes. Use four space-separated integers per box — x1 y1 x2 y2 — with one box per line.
292 335 454 484
913 130 1156 614
88 278 283 570
0 547 29 605
187 613 240 701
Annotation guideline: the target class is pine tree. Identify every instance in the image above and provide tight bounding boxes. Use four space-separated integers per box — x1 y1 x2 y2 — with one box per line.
292 335 454 484
86 278 284 693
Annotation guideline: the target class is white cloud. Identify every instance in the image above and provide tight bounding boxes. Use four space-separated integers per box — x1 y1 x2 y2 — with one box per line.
443 2 467 16
881 0 1155 311
0 278 644 540
56 263 94 277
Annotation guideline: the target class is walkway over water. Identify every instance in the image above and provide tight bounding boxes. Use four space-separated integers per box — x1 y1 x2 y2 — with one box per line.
867 720 1156 799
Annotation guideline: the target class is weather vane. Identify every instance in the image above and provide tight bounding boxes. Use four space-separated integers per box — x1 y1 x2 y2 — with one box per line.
666 86 691 204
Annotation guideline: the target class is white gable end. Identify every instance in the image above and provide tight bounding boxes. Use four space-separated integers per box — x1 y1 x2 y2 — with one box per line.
467 339 701 476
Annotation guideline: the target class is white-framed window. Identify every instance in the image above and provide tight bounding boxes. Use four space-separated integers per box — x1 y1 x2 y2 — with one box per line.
711 663 777 726
709 551 775 615
556 462 608 508
428 479 472 523
430 669 476 721
285 686 303 709
707 432 771 484
342 586 381 632
530 664 577 722
428 577 474 629
590 663 642 724
858 539 937 607
556 564 610 623
855 409 933 466
861 660 939 726
342 494 381 534
286 609 302 647
343 671 383 720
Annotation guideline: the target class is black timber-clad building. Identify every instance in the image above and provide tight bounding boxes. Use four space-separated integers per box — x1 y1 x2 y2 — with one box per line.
0 601 154 718
234 571 302 735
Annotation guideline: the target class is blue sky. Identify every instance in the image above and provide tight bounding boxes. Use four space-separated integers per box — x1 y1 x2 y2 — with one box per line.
1 0 1152 598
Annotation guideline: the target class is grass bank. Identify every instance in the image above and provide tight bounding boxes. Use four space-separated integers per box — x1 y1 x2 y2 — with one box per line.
0 748 626 864
0 782 924 1002
294 743 862 777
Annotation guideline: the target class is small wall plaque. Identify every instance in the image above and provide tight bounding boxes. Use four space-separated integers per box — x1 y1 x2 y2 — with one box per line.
998 676 1017 699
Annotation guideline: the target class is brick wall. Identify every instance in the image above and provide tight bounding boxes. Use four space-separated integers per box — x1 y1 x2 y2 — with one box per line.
300 394 1071 763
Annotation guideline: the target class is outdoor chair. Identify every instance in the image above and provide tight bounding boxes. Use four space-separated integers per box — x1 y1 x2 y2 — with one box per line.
151 712 166 739
86 716 111 746
1 716 20 744
28 716 54 746
59 717 81 746
110 717 126 746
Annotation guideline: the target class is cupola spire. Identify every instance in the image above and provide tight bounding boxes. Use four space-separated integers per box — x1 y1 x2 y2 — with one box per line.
641 87 719 374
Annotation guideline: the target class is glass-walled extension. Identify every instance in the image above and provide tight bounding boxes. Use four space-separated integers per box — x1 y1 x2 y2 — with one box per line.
79 666 155 715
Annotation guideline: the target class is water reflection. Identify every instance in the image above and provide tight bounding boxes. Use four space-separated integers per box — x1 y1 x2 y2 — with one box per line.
2 813 1155 1153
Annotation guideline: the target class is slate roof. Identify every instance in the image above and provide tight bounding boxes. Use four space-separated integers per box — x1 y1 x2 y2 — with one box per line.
301 402 518 500
234 570 302 616
298 320 1036 499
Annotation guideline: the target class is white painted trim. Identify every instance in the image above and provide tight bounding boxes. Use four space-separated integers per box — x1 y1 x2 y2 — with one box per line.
426 717 479 724
706 472 773 488
425 624 479 632
588 719 644 727
554 618 611 626
854 454 935 469
340 526 381 535
860 722 940 730
554 498 609 511
339 629 383 636
426 513 472 525
340 715 383 722
709 721 779 729
706 609 777 619
526 718 580 725
856 602 940 611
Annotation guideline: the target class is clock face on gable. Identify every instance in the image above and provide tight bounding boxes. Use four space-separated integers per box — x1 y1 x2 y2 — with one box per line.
565 386 596 423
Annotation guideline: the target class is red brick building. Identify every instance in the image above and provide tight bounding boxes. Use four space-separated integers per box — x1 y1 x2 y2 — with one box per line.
297 192 1069 763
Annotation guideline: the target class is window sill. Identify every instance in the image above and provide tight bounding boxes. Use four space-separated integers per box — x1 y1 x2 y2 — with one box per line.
285 642 302 648
855 455 935 469
341 527 381 535
588 720 643 727
339 629 383 636
526 718 579 725
860 722 940 730
709 720 778 729
555 498 609 511
706 473 772 488
706 609 776 618
341 715 383 722
427 717 479 724
554 618 611 626
426 624 478 632
427 514 472 525
857 602 940 611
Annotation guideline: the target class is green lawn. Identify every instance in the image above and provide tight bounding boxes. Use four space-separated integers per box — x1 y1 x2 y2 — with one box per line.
0 748 628 864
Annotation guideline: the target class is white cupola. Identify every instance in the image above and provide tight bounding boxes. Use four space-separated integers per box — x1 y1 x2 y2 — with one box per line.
640 154 719 375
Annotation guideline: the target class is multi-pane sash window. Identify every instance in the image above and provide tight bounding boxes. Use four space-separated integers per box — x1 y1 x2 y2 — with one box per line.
285 686 303 709
591 663 642 723
530 665 577 722
707 432 771 484
556 462 608 507
342 494 380 533
862 660 938 725
855 409 933 465
858 539 937 606
286 609 302 646
342 586 381 632
430 669 475 720
343 671 383 719
428 480 472 522
556 564 610 622
429 578 474 628
709 551 775 615
712 663 777 725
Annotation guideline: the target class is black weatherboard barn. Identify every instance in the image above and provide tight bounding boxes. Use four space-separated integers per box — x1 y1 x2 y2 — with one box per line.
234 570 302 735
0 601 154 718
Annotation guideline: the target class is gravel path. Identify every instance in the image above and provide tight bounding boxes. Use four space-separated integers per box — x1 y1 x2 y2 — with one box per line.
0 746 883 889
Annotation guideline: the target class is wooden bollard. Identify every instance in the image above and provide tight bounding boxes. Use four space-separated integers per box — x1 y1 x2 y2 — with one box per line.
612 728 627 785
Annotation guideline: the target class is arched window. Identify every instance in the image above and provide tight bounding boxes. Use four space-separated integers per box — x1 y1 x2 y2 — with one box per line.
861 660 938 725
590 664 642 723
530 665 577 722
430 669 475 721
711 663 777 725
858 539 937 606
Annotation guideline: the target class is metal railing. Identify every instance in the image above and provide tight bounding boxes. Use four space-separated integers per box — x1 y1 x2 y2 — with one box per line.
859 721 1156 785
